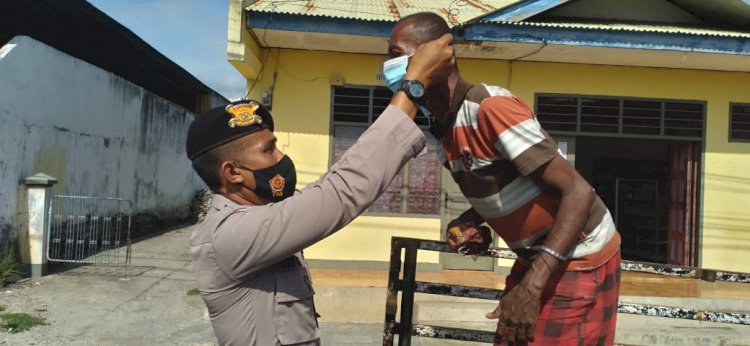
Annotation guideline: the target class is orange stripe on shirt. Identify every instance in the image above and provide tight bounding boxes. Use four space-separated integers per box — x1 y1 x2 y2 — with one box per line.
476 95 536 142
484 192 560 243
443 124 496 162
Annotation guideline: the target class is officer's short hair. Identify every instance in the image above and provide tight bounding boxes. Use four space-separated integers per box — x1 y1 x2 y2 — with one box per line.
191 136 249 190
192 147 223 190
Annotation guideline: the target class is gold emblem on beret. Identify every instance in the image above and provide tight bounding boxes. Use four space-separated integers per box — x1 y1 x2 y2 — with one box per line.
226 101 262 128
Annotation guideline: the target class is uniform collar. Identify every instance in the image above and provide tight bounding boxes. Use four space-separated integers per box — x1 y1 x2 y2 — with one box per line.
210 194 238 211
210 194 259 214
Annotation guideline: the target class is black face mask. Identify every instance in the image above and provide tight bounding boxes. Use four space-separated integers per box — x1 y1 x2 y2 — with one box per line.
235 155 297 203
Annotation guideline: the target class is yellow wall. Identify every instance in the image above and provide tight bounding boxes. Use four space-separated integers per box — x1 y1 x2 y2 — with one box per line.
243 46 750 271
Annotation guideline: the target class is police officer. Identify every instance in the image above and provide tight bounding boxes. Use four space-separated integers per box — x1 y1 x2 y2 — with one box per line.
186 34 454 345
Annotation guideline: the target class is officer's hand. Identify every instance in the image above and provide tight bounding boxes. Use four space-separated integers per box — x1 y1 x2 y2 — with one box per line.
405 33 454 90
446 221 492 255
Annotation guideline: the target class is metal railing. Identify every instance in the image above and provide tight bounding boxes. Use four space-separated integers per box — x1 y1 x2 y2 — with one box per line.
383 237 750 346
47 195 132 266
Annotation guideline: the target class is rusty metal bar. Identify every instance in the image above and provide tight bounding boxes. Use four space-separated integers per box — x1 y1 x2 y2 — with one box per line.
393 237 750 283
412 324 495 343
398 243 418 346
414 281 502 301
383 238 402 346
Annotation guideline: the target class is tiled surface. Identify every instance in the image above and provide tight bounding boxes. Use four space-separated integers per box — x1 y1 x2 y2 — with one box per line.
310 268 750 299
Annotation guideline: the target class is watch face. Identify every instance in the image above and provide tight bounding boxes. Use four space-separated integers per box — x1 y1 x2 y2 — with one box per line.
407 82 425 98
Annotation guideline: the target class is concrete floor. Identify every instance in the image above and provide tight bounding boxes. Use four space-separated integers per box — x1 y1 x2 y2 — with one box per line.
1 224 748 345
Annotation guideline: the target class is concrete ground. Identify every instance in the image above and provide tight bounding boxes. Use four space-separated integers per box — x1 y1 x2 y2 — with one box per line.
1 224 748 345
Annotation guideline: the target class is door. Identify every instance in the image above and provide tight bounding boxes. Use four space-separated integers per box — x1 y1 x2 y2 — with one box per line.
667 142 701 266
440 168 494 271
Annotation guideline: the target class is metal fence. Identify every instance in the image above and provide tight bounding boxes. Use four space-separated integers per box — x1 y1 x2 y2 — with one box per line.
47 195 132 266
383 237 750 346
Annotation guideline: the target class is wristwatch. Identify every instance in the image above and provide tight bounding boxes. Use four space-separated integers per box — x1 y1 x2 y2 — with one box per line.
399 80 426 105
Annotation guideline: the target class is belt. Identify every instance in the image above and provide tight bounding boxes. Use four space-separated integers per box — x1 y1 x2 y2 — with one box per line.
276 256 302 270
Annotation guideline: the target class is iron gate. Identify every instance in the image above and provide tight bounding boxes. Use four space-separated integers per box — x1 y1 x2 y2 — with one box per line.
47 195 132 266
383 237 750 345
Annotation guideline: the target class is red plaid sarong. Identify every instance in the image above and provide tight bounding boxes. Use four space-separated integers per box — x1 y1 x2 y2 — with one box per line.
499 251 621 346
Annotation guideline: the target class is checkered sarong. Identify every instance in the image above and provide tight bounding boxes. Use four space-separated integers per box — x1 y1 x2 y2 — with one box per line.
500 251 621 346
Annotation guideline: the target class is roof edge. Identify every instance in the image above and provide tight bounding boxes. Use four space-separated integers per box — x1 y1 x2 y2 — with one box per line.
462 22 750 56
474 0 573 23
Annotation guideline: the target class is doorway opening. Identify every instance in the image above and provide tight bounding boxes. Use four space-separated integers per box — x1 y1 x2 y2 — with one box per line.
575 137 701 265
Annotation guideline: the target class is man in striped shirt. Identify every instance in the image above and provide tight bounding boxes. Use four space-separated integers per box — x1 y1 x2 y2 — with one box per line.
389 13 621 345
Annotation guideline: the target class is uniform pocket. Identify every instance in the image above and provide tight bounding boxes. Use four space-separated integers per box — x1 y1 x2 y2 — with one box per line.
274 267 320 345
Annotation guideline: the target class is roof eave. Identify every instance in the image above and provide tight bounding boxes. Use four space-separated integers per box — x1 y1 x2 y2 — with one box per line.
462 22 750 56
475 0 572 23
247 11 394 41
246 11 750 57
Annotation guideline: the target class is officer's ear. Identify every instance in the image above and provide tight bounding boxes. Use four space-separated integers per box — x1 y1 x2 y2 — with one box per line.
220 161 246 186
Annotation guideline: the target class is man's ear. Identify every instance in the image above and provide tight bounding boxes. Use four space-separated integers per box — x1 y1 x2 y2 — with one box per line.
220 161 246 186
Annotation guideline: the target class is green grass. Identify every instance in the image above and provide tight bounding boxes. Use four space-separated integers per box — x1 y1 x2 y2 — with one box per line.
0 252 19 286
186 288 201 296
0 313 47 333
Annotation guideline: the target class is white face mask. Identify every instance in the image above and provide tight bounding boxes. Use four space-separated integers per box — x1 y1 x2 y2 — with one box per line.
383 55 434 128
382 54 409 93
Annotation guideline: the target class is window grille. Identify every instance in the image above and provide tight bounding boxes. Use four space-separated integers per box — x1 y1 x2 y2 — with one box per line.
536 95 704 140
730 103 750 142
332 86 440 216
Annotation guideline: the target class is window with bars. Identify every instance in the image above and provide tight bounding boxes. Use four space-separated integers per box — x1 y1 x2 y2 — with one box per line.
535 95 705 140
730 103 750 142
332 86 441 216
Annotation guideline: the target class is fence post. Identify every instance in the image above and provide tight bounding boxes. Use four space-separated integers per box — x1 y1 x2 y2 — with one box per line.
398 242 418 346
383 238 402 346
18 173 57 278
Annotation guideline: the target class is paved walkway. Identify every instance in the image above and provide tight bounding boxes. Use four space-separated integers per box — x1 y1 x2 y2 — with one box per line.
1 224 748 345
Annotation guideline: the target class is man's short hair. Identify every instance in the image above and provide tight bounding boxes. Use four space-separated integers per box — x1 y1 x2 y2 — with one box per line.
398 12 451 45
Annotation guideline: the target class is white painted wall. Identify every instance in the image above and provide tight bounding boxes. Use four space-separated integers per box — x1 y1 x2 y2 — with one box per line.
0 36 206 252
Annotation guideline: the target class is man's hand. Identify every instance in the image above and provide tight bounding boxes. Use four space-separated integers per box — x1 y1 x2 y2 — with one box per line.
486 273 543 345
445 220 492 255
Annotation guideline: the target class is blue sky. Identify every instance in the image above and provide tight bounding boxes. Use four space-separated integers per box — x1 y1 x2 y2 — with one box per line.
88 0 245 100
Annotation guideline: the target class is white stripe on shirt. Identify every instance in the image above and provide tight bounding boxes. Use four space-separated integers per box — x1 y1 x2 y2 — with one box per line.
494 119 546 161
466 176 544 218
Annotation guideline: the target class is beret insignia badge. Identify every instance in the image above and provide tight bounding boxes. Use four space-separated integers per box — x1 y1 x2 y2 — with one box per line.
269 174 286 197
226 101 262 128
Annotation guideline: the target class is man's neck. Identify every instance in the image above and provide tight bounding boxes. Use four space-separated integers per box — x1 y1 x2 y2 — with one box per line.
220 187 266 206
436 72 471 124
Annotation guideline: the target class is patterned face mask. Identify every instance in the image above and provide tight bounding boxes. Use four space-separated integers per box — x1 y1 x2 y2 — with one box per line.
235 155 297 203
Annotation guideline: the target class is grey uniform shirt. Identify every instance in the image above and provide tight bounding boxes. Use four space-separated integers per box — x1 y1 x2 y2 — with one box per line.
190 105 426 346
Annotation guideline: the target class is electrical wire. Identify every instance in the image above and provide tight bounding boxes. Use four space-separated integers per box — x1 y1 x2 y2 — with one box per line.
245 1 277 98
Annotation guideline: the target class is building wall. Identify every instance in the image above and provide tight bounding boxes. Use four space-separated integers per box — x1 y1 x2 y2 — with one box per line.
244 46 750 272
0 36 205 253
506 62 750 272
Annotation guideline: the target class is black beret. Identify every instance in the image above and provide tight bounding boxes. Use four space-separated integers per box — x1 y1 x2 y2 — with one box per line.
186 100 274 160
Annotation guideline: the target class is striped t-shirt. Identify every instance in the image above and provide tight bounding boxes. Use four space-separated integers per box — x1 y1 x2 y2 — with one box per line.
438 84 620 271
